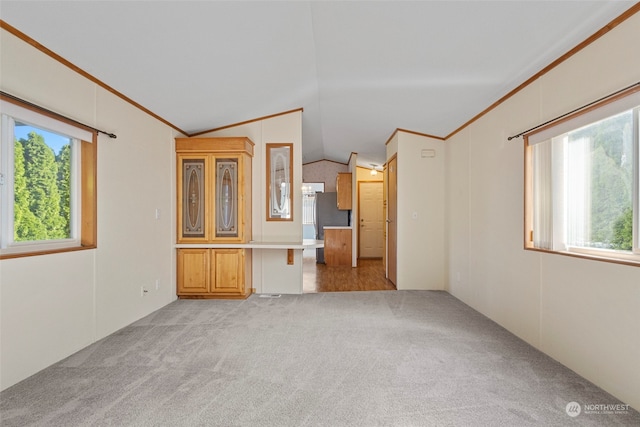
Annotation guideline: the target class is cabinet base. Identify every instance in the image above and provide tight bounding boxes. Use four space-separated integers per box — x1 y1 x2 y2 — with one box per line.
177 289 252 300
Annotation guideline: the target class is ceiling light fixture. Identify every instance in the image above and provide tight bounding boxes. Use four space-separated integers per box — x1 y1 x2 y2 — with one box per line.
370 164 378 176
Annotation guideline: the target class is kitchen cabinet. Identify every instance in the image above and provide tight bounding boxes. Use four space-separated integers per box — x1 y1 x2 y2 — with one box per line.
324 227 352 266
336 172 352 210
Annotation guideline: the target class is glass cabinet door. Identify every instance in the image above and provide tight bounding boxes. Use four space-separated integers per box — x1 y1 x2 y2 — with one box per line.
181 158 205 239
215 158 238 238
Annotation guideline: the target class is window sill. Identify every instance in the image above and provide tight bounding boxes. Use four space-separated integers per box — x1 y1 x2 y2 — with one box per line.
0 244 96 260
524 246 640 268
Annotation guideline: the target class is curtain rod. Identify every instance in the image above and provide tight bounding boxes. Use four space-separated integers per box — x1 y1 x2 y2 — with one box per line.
507 81 640 141
0 90 117 139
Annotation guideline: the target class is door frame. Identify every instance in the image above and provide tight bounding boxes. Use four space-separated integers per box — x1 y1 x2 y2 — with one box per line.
386 155 398 285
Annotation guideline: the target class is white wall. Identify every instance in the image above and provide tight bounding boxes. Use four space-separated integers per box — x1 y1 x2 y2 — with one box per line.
198 111 304 294
387 131 446 290
445 12 640 409
0 28 177 390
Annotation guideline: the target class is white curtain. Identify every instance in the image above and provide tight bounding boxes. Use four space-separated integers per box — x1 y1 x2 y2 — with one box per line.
565 136 591 248
532 140 553 249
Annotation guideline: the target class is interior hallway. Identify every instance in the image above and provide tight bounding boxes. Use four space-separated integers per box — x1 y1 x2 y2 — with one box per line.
303 250 396 293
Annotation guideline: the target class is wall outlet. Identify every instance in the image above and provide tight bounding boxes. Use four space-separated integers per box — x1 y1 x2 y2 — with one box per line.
141 286 148 297
155 208 161 220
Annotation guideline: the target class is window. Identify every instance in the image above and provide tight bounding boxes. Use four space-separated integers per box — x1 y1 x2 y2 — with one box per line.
0 97 97 258
525 88 640 266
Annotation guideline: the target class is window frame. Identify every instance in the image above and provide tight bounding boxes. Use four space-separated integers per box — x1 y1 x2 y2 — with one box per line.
524 86 640 267
0 95 97 259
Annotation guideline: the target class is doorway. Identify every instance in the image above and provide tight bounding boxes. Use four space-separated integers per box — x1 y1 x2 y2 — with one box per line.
301 182 324 261
387 156 397 285
358 181 384 258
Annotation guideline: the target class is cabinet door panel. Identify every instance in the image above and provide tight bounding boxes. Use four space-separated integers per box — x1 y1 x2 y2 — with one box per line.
336 173 352 210
215 158 239 238
324 229 352 266
177 249 210 293
178 156 209 242
211 249 243 293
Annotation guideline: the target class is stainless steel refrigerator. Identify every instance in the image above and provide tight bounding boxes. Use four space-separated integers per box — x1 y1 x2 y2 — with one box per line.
315 192 349 263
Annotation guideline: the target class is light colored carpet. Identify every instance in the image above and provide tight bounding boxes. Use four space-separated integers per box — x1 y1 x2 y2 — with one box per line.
1 291 638 426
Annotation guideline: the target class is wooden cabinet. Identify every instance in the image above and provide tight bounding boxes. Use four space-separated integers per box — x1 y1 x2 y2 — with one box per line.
176 137 254 299
177 248 210 294
177 248 252 299
324 228 352 266
336 172 352 210
176 137 253 244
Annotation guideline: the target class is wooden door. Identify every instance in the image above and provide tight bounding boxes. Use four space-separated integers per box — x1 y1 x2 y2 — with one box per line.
177 248 210 294
359 181 384 258
211 249 244 293
387 156 398 285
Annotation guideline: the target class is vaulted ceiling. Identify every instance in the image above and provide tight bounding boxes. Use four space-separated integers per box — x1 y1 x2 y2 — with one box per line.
0 1 635 167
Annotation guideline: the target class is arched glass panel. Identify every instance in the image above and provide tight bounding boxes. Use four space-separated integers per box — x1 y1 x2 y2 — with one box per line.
216 159 238 237
267 143 293 221
182 159 204 238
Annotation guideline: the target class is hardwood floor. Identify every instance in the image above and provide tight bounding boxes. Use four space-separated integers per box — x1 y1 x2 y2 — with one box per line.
303 253 396 293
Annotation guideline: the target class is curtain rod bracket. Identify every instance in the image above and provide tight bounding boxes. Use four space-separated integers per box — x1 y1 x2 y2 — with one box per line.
98 130 117 139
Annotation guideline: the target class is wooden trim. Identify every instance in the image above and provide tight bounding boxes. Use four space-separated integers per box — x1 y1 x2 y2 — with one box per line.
347 152 357 166
385 129 399 146
396 128 445 141
0 244 97 260
302 158 348 166
191 108 304 137
266 143 294 222
524 247 640 268
445 2 640 141
80 135 98 247
0 20 188 136
523 137 533 250
175 137 255 156
385 128 446 146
